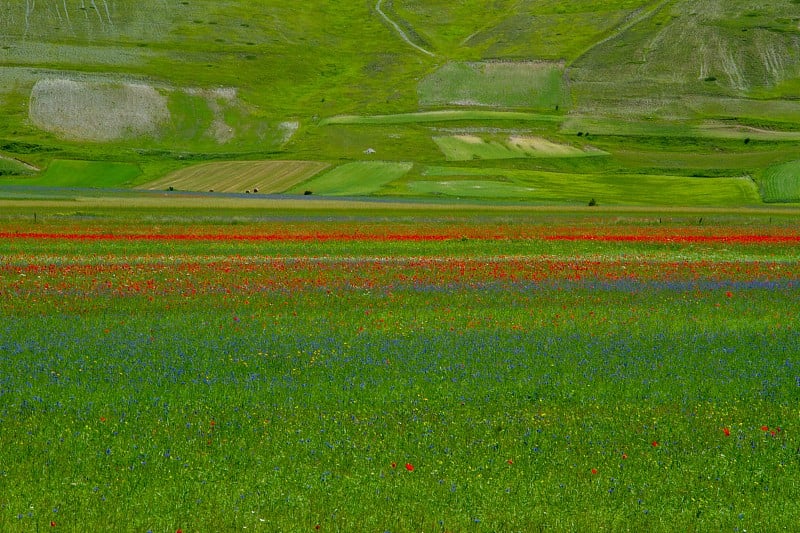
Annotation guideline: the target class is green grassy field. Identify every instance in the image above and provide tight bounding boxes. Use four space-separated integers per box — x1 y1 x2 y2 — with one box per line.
402 166 761 206
433 134 601 161
418 61 568 109
286 161 414 196
0 159 142 188
758 160 800 203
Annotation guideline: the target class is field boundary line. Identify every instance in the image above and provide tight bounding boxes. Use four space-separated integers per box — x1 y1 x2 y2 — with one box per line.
375 0 435 57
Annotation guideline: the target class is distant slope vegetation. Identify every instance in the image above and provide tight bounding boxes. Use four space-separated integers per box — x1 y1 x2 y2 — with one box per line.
0 0 427 152
568 0 800 115
1 1 799 205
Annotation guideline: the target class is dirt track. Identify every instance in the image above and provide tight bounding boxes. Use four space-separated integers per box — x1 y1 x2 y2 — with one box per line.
375 0 434 57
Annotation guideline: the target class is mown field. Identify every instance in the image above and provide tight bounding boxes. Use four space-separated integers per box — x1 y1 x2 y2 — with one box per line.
143 161 330 194
1 206 800 531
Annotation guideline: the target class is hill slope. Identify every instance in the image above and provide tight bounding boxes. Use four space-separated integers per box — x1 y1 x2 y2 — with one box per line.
1 1 799 206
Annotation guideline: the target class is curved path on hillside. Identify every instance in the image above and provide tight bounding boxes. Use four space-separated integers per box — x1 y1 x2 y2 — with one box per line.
375 0 435 57
568 0 673 67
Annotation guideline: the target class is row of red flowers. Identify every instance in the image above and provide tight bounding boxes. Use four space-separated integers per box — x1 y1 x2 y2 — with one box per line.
3 230 800 244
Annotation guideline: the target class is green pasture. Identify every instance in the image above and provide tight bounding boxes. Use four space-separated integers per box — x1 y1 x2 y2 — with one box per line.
609 149 800 175
320 110 564 126
0 159 142 188
433 134 601 161
418 61 568 109
757 160 800 203
289 123 446 163
689 98 800 126
287 161 413 196
403 166 761 206
391 0 654 60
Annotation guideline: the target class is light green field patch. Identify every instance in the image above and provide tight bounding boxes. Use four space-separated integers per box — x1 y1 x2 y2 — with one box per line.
757 160 800 203
696 122 800 142
413 166 761 206
561 117 695 137
418 61 568 109
564 115 800 142
434 134 604 161
0 159 142 188
321 110 563 126
433 136 519 161
287 161 413 196
409 179 537 198
690 98 800 124
142 161 330 194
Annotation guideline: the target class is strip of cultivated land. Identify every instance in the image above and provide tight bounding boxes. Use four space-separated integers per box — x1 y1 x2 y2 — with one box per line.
141 160 330 193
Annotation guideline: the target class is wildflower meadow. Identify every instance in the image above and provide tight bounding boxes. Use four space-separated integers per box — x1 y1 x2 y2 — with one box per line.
1 209 799 531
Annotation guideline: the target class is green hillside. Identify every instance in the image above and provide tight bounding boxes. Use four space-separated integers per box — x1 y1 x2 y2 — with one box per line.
1 0 799 206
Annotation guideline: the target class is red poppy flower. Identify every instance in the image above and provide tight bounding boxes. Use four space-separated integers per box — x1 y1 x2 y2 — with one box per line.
651 441 658 447
405 463 414 472
761 425 769 432
622 453 628 460
507 459 514 465
591 468 598 475
50 522 56 528
725 291 733 298
723 427 731 437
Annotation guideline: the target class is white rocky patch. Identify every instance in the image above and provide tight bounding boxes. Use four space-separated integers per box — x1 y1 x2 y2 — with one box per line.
279 121 299 143
29 78 169 141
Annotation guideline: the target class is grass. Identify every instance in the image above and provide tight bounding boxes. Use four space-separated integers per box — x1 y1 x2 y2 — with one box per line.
408 179 540 198
1 1 800 207
141 160 330 194
418 61 568 109
1 210 800 530
433 134 601 161
0 159 142 188
0 156 35 176
404 166 761 206
286 161 413 196
757 160 800 203
320 110 564 126
569 0 800 109
391 0 654 60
